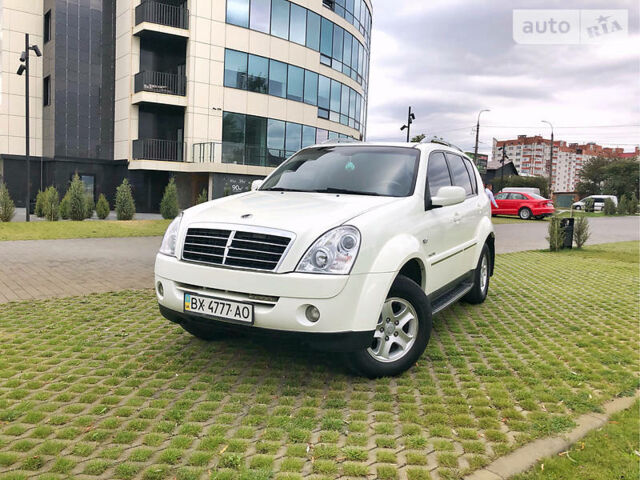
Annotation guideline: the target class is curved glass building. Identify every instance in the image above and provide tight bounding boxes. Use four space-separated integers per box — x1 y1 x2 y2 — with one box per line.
116 0 372 206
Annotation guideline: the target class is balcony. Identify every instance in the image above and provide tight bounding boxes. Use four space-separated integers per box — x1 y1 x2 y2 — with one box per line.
134 1 189 34
133 139 185 162
134 71 186 96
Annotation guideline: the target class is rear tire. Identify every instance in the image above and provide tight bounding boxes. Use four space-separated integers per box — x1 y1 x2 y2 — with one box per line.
519 207 532 220
180 321 228 341
463 244 491 305
346 276 432 378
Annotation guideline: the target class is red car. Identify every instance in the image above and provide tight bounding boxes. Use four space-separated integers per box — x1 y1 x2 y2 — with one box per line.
492 191 555 220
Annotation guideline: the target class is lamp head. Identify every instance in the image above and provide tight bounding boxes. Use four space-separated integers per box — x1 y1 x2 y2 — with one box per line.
19 51 27 62
31 45 42 57
17 64 26 76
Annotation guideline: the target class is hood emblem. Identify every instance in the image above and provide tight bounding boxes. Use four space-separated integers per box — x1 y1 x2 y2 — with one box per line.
241 214 253 219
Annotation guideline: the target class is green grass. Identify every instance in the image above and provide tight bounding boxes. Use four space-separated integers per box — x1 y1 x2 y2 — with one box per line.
0 242 637 479
0 219 171 241
513 401 639 480
491 216 539 224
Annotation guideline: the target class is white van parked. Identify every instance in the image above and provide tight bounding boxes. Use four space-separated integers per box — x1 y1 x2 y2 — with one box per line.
572 195 618 211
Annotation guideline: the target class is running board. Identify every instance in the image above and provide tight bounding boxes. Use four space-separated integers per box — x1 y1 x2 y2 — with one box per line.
431 281 473 315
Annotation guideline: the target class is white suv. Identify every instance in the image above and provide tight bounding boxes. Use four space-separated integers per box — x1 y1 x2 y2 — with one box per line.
155 142 495 377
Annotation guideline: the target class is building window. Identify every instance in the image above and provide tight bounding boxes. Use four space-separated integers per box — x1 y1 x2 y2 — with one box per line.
227 0 250 27
224 50 248 89
303 70 318 105
44 10 51 43
286 65 304 102
249 0 270 32
268 59 287 98
306 11 321 50
289 3 307 45
270 0 290 40
43 76 51 106
247 55 269 93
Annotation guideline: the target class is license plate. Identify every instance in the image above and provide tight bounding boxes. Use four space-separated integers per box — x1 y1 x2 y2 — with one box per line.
184 293 254 325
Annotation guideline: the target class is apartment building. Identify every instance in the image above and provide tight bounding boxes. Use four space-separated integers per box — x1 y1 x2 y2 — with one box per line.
0 0 371 211
492 135 635 192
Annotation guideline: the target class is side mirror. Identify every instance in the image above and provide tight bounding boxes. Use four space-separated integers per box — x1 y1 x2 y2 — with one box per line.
431 186 466 207
251 180 263 191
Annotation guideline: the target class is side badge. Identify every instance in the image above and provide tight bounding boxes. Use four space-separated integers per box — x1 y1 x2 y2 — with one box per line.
241 214 253 219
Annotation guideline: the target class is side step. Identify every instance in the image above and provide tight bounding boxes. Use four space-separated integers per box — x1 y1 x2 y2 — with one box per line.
431 281 473 315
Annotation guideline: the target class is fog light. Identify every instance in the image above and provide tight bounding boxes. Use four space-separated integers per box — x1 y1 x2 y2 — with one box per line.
305 305 320 323
156 281 164 297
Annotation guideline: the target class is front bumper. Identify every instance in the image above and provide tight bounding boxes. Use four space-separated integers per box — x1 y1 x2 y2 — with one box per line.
155 254 395 340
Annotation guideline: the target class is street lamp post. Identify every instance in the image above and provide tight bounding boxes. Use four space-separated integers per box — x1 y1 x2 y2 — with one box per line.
542 120 554 195
16 33 42 222
400 106 415 142
473 109 490 168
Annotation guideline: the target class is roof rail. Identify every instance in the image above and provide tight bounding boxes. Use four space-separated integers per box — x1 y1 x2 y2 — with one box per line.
420 136 464 153
320 137 360 144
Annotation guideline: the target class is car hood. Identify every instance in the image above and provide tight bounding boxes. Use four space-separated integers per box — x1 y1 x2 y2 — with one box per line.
180 191 402 271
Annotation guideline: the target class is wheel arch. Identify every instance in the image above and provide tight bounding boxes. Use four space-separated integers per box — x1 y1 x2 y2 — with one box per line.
397 257 426 289
485 232 495 276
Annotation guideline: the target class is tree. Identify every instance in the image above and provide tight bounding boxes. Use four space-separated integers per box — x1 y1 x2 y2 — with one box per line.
628 192 638 215
546 216 564 252
576 156 611 197
410 133 426 143
0 182 15 222
35 190 45 217
602 159 640 200
160 177 180 219
85 194 95 219
59 192 70 219
67 174 87 221
43 186 60 221
603 198 617 215
115 178 136 220
96 194 110 219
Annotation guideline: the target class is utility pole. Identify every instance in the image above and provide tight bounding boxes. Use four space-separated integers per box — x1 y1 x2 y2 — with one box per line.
400 107 415 142
542 120 554 194
473 109 490 168
17 34 42 221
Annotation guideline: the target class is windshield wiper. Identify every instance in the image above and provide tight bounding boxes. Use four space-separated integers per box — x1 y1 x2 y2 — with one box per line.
311 188 384 197
261 187 310 192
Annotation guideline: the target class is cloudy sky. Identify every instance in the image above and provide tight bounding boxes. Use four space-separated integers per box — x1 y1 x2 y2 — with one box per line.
366 0 639 157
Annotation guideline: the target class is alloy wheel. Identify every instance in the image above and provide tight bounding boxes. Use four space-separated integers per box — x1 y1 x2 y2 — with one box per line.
367 297 418 363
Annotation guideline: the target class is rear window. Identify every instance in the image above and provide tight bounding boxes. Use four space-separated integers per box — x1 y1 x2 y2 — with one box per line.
529 193 546 200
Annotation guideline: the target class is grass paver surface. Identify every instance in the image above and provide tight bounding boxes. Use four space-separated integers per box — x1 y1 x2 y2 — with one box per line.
0 220 170 241
0 242 637 479
513 400 639 480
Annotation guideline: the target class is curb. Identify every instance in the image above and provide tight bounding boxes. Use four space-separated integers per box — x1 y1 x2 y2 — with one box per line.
464 391 640 480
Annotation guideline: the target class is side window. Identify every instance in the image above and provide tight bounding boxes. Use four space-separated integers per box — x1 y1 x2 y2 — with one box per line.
462 158 477 194
509 193 525 200
495 192 509 200
426 152 451 195
445 153 473 196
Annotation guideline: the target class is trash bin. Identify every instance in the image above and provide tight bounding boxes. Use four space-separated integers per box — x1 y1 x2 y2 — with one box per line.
560 218 574 249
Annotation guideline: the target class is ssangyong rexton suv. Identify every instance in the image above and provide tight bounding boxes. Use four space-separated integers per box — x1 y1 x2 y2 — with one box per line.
155 141 495 377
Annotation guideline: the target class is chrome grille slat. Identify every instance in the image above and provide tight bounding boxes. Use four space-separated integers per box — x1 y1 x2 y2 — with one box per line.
182 227 292 271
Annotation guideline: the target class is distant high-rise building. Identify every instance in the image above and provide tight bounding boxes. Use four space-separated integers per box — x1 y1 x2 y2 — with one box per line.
492 135 638 192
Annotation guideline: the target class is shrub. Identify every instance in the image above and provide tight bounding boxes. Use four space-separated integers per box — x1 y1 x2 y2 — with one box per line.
43 186 60 221
35 190 45 217
115 178 135 220
85 194 95 219
59 193 70 220
573 216 590 248
603 198 617 215
546 216 564 252
0 182 16 222
67 174 87 221
628 193 639 215
160 177 179 219
96 194 110 219
617 195 630 215
197 188 208 205
583 198 595 213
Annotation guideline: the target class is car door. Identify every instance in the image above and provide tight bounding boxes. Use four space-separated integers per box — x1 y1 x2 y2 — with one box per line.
509 192 527 214
444 153 479 276
419 151 462 294
494 192 509 214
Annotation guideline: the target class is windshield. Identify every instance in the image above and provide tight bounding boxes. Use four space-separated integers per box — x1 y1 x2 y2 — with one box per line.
260 146 420 197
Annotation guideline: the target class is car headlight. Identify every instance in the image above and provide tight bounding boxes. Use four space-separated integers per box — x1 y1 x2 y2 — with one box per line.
296 226 361 274
159 214 182 257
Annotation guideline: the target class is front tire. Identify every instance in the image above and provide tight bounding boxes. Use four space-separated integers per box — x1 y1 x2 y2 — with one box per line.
519 207 532 220
463 244 491 304
346 276 432 378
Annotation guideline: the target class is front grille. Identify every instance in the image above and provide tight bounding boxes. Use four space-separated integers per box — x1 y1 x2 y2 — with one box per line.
182 227 292 271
